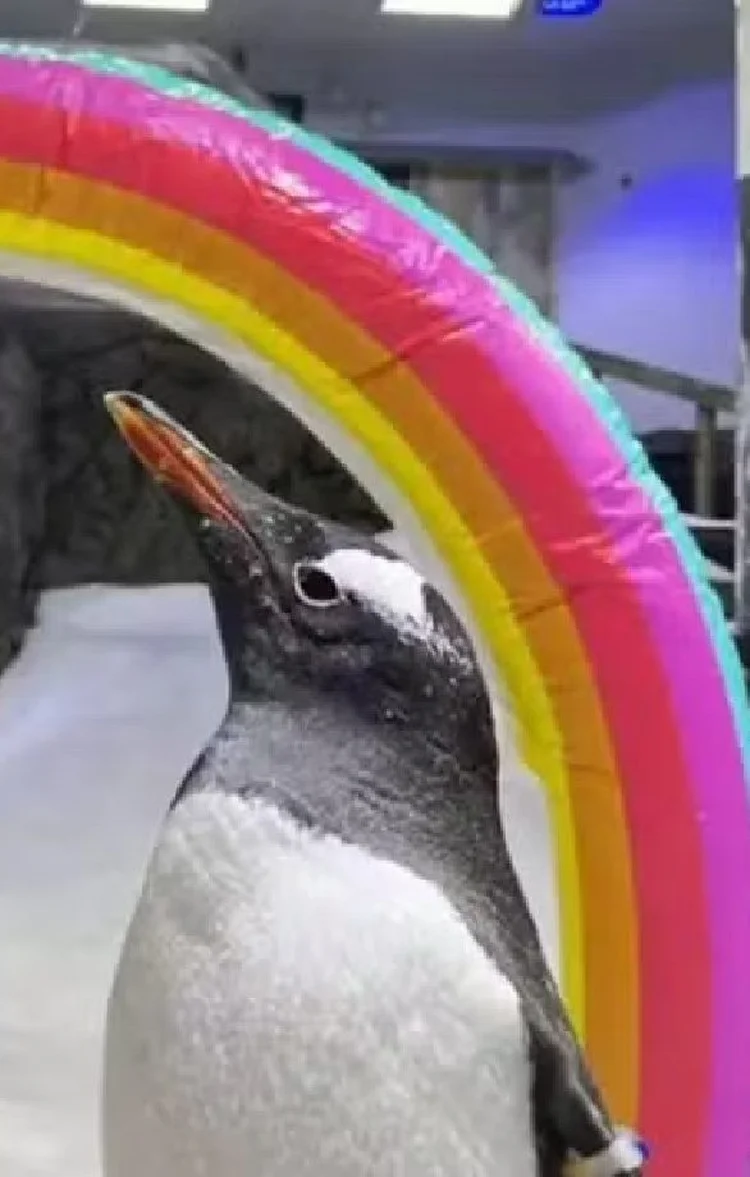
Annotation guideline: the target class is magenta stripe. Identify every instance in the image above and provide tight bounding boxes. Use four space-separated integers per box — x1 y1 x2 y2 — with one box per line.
2 54 749 1171
472 312 750 1174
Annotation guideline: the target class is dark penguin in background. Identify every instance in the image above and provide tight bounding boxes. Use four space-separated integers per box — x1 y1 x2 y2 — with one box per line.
102 392 645 1177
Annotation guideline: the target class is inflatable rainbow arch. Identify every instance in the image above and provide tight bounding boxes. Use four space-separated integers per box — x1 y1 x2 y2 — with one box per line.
0 42 747 1177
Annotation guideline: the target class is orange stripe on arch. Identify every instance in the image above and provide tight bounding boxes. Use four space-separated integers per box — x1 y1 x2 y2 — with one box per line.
0 160 638 1118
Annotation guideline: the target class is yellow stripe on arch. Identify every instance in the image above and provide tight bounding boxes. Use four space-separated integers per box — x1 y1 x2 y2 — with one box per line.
0 209 586 1023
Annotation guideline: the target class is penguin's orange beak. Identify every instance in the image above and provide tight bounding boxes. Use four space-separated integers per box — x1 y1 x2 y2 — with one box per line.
104 391 248 536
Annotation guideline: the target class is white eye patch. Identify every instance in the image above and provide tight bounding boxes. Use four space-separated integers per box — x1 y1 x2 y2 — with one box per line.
318 549 430 635
317 548 471 670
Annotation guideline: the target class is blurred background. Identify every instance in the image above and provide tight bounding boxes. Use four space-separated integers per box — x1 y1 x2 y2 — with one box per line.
0 5 742 1176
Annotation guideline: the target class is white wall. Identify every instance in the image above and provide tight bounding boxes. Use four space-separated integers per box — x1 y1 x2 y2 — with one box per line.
738 0 750 178
557 81 738 432
315 80 738 435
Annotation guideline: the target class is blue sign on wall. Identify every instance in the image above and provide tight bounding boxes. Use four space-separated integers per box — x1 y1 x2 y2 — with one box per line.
537 0 602 16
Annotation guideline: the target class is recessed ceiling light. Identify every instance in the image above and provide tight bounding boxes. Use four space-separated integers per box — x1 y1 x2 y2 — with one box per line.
80 0 210 11
381 0 522 16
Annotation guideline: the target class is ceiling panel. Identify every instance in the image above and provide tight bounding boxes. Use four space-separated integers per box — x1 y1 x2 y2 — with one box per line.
0 0 734 121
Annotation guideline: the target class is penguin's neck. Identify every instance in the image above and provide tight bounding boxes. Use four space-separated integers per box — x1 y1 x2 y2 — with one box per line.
181 692 550 990
183 691 500 872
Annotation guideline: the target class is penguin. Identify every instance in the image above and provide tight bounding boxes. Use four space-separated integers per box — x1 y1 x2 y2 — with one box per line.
102 391 646 1177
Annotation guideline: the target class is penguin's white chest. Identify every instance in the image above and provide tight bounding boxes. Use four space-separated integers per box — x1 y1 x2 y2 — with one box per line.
103 793 537 1177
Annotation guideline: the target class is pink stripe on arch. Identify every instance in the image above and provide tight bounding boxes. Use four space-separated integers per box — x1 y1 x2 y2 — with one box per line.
2 53 749 1171
410 298 750 1170
469 313 750 1176
1 57 745 869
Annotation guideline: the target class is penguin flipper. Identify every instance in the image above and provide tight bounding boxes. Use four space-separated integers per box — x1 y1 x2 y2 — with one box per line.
528 1028 645 1177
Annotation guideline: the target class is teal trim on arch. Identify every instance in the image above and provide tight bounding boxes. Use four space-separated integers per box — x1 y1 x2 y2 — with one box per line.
0 40 498 277
493 273 750 785
1 40 748 779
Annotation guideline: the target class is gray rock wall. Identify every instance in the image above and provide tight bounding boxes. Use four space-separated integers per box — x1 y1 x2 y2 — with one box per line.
0 304 386 674
0 336 45 670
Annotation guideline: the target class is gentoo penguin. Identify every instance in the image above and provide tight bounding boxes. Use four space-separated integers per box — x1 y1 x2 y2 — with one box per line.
102 391 646 1177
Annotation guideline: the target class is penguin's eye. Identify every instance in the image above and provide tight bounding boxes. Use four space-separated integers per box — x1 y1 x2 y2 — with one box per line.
292 561 344 608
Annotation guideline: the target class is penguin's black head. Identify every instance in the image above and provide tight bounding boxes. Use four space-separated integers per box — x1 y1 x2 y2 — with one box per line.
105 392 496 778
